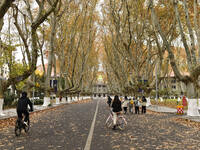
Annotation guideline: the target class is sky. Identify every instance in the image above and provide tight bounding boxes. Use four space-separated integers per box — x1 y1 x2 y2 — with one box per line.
2 0 196 68
1 0 105 67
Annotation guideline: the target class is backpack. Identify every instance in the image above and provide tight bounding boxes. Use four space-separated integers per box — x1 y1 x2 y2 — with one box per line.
135 100 140 107
107 99 111 104
130 100 134 105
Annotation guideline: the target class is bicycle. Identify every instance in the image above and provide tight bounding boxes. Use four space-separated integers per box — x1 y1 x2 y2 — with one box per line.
15 113 30 136
105 110 127 130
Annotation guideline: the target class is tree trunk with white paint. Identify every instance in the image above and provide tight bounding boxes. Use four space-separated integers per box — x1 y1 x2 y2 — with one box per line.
42 97 50 107
0 99 5 116
149 0 200 116
186 82 200 116
55 97 60 105
61 97 67 104
146 97 151 107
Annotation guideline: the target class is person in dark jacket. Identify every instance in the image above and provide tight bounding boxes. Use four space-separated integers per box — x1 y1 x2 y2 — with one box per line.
141 96 147 114
16 91 33 125
111 95 122 130
107 95 112 107
134 97 140 114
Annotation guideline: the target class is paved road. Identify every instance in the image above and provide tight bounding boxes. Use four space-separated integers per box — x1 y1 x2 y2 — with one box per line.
0 99 200 150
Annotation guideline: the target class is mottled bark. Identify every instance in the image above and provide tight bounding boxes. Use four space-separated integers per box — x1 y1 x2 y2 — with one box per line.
45 14 57 96
186 82 197 98
183 0 197 65
0 0 59 99
0 0 15 19
149 0 187 83
194 0 200 62
173 0 193 70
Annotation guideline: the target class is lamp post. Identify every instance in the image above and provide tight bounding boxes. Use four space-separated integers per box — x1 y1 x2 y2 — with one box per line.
155 62 158 101
33 74 35 98
0 77 6 116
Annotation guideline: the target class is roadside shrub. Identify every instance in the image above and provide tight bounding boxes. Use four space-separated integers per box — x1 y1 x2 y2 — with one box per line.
151 98 187 109
4 94 15 107
11 100 18 108
33 99 43 105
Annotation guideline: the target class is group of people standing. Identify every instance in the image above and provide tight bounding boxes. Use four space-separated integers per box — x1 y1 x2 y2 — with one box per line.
107 95 147 130
107 95 147 115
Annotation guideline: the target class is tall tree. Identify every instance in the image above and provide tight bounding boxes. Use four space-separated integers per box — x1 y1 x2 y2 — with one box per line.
149 0 200 116
0 0 59 98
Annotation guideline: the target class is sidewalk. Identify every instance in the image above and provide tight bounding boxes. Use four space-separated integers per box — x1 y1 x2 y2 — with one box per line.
0 97 91 120
147 105 200 123
1 103 200 123
0 104 66 120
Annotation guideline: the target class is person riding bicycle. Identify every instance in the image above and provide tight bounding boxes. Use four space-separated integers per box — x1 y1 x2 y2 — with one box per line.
16 91 33 126
107 95 112 107
111 95 122 130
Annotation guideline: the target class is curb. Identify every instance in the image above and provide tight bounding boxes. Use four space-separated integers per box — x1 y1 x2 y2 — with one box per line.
0 99 91 121
0 103 69 120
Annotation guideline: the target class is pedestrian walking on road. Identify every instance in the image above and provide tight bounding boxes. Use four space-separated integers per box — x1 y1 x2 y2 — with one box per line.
129 97 134 114
122 96 129 114
134 97 140 114
141 96 147 114
107 95 112 107
111 95 122 130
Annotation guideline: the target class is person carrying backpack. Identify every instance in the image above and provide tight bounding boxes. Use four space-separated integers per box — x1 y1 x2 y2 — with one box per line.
134 97 140 114
107 95 112 107
122 96 129 114
129 97 134 114
141 96 147 114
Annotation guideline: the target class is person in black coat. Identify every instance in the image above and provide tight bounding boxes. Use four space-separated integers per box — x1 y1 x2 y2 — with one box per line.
107 95 112 107
16 91 33 125
134 97 140 114
141 96 147 114
111 95 122 130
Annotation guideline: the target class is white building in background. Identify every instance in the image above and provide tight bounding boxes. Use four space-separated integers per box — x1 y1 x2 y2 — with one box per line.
92 83 107 98
92 63 108 98
0 64 9 79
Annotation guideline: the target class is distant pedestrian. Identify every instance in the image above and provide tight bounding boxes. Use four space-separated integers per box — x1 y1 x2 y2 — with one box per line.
122 96 129 114
141 96 147 114
107 95 112 107
111 95 122 130
129 97 134 114
134 97 140 114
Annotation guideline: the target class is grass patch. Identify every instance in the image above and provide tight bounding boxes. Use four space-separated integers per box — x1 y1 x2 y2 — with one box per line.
151 99 188 109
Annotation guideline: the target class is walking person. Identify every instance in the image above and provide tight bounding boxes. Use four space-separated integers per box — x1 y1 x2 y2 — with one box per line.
141 96 147 114
111 95 122 130
129 97 134 114
16 91 33 126
122 96 129 114
134 97 140 114
107 95 112 107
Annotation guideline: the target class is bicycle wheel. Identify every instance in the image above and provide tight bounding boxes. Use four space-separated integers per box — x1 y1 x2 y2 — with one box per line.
24 119 30 133
105 115 113 128
15 120 21 136
117 116 127 130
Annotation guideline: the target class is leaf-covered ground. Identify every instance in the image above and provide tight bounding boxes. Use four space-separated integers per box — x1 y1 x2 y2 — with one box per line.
0 99 199 150
0 99 91 130
92 101 200 150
